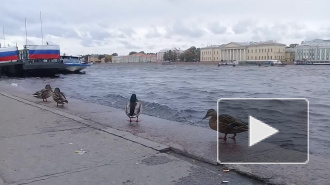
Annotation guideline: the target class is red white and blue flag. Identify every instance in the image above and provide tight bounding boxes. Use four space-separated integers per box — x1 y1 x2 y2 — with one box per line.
28 45 60 59
0 47 19 62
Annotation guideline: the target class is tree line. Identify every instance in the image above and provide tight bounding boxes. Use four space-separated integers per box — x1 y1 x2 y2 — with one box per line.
163 46 200 62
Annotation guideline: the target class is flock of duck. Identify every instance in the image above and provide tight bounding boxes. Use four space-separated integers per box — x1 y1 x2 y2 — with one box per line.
33 84 248 141
33 84 68 106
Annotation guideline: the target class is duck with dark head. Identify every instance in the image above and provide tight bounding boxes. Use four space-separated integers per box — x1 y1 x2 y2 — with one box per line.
52 87 68 106
125 94 142 123
203 109 248 140
33 84 53 102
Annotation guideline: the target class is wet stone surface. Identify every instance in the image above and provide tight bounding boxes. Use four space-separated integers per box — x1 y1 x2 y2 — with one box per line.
142 155 174 166
173 167 221 185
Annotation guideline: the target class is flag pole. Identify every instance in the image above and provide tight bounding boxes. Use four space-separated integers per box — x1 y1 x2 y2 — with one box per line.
3 26 5 48
40 11 43 45
25 18 27 46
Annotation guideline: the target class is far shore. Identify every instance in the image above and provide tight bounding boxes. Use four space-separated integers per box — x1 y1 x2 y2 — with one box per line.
92 61 294 65
94 61 220 65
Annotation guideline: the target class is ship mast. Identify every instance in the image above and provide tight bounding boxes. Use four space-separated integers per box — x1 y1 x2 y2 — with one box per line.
40 11 44 45
3 26 5 47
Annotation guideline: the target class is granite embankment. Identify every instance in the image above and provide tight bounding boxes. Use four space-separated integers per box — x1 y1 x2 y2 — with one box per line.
0 83 329 184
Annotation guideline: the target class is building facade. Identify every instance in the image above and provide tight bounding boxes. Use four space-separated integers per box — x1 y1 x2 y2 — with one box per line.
112 53 157 63
156 48 183 62
295 39 330 62
200 41 286 62
285 47 295 64
200 45 223 62
88 55 101 63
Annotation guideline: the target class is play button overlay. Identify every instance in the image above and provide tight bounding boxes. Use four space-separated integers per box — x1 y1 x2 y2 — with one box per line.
249 115 279 147
217 98 309 164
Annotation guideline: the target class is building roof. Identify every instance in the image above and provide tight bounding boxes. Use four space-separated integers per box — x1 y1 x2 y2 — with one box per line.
300 39 330 47
158 48 184 53
244 41 286 46
285 48 295 52
200 44 225 49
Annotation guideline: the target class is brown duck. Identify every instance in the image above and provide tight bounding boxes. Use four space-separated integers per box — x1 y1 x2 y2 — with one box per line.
33 84 53 102
203 109 248 140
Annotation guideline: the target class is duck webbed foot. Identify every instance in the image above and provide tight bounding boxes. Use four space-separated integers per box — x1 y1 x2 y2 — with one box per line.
135 116 139 122
219 133 227 140
229 133 236 140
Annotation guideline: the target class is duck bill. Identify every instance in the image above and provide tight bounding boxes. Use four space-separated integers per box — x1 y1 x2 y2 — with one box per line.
202 115 208 120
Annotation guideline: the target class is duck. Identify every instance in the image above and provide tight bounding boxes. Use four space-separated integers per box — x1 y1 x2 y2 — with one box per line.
52 87 68 106
33 84 53 102
203 109 248 140
125 94 142 123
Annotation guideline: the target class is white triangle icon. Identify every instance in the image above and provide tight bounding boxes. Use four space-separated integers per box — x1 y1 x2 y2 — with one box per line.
249 115 279 147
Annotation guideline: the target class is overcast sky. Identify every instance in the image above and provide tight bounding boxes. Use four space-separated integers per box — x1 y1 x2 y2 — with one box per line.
1 0 329 55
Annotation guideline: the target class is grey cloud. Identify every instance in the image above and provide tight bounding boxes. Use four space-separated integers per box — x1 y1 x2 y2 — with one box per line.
147 44 156 50
89 30 111 41
145 27 162 38
81 38 94 47
166 21 205 38
208 22 227 34
119 27 135 37
120 40 141 50
232 20 255 34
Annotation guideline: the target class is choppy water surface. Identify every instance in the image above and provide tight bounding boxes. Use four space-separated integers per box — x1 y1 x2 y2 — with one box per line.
1 63 330 158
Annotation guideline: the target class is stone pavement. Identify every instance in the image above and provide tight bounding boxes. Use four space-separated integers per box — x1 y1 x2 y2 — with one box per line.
0 91 261 185
1 83 330 185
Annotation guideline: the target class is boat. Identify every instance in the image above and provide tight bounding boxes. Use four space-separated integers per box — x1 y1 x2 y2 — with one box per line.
60 55 90 72
218 62 235 67
162 61 174 65
237 60 284 66
294 60 330 65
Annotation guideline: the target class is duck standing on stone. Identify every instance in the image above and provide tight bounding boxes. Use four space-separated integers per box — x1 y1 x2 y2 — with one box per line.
33 84 53 102
203 109 248 140
52 88 68 106
125 94 142 123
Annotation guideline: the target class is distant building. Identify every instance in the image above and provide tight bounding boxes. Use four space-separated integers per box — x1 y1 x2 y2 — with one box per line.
199 45 223 62
112 53 156 63
200 41 286 62
285 47 296 64
295 39 330 62
156 48 183 62
88 55 101 63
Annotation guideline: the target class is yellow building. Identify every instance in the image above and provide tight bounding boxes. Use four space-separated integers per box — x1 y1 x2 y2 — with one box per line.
284 48 295 64
200 41 286 62
246 42 286 61
200 45 223 62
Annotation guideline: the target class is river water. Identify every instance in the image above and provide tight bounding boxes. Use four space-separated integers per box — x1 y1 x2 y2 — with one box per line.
1 63 329 159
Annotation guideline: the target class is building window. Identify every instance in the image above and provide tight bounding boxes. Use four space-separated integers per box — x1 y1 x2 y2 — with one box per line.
259 49 261 52
271 56 272 59
271 48 273 52
255 56 257 60
255 49 257 53
268 49 269 52
248 50 249 53
217 51 218 54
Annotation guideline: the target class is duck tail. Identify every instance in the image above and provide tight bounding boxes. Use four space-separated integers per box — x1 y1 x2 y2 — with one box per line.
64 100 68 103
129 101 136 117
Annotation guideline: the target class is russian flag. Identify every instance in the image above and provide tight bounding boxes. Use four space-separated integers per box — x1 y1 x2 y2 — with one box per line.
0 47 19 62
28 45 60 59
